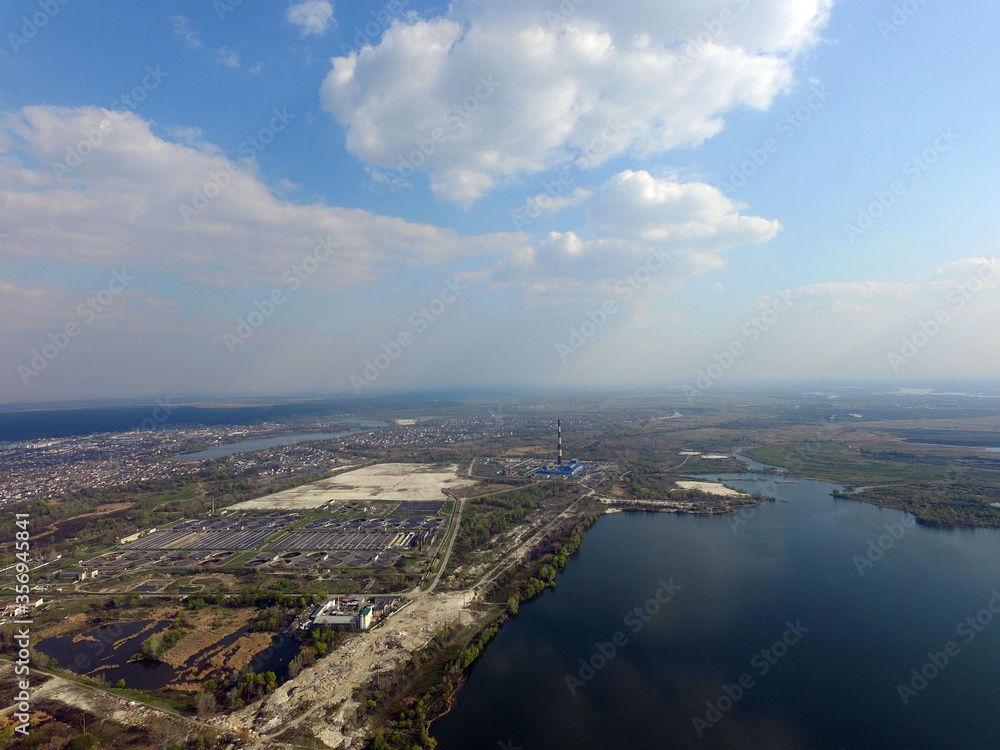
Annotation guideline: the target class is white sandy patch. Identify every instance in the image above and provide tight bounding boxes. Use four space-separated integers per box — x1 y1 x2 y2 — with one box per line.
673 480 746 497
227 465 358 510
232 463 475 510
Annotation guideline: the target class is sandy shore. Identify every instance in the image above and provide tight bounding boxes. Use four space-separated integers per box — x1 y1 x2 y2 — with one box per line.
673 480 747 497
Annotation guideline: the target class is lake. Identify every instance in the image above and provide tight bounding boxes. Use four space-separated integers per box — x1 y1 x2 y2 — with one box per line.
37 621 302 690
169 430 364 461
432 474 1000 749
37 621 176 691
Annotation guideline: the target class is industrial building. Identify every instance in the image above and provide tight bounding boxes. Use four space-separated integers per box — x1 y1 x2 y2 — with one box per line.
536 420 586 476
537 457 584 476
307 595 401 630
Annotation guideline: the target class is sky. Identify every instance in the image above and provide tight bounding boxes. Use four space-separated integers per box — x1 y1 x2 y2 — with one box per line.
1 0 998 402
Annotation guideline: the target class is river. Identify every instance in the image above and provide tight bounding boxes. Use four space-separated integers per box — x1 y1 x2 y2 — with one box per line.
169 429 370 461
432 474 1000 749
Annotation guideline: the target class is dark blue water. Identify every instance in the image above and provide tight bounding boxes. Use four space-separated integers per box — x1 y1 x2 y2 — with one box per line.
37 621 177 691
249 631 302 682
0 401 387 441
432 476 1000 749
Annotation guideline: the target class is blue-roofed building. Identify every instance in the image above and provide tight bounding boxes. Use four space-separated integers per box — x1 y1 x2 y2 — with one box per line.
537 458 585 477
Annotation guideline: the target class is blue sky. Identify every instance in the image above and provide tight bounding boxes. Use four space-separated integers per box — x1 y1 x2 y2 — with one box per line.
1 0 998 401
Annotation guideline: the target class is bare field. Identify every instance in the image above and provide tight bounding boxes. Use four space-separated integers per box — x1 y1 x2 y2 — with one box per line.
230 463 474 510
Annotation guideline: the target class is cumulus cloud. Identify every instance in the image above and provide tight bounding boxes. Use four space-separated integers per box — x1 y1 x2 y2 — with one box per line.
286 0 335 37
0 106 523 290
491 170 781 303
588 170 780 248
320 0 832 205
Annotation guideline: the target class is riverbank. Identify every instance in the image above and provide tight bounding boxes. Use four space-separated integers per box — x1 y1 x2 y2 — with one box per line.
362 510 601 749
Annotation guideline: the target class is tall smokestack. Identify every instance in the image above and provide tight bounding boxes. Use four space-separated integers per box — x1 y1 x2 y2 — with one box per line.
557 420 563 466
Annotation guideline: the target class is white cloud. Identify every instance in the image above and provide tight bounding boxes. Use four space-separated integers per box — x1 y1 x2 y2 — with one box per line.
0 106 523 291
588 170 780 248
524 188 593 216
793 258 1000 304
215 47 241 69
792 281 922 300
286 0 335 37
490 170 781 303
365 165 410 191
931 257 1000 283
165 125 209 148
320 0 832 205
249 61 265 74
170 15 202 48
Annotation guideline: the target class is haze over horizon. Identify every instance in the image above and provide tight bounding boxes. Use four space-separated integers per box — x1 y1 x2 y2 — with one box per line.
2 0 998 402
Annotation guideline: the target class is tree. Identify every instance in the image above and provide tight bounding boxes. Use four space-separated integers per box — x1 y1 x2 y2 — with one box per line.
195 690 217 717
67 734 98 750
